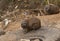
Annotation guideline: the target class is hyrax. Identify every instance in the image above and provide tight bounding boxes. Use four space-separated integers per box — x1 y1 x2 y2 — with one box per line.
44 4 60 15
21 17 41 33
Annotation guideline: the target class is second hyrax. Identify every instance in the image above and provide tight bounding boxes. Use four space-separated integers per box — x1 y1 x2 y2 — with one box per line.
44 4 60 15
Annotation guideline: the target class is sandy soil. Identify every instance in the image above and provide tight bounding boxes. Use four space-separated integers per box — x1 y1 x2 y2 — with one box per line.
0 13 60 41
4 13 60 31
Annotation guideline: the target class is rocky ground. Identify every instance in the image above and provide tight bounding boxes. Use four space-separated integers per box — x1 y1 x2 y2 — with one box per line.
0 12 60 41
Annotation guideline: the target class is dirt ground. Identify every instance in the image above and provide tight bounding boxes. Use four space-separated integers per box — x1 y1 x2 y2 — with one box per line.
0 12 60 41
4 13 60 31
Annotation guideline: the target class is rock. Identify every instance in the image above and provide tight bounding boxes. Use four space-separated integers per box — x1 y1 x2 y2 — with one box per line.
55 38 60 41
0 29 5 36
0 32 17 41
0 22 3 29
20 39 30 41
30 38 43 41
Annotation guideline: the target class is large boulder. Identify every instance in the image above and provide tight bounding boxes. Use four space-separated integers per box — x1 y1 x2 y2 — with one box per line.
44 4 60 15
21 17 41 33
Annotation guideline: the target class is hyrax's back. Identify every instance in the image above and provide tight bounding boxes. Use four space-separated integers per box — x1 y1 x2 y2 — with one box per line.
28 17 41 30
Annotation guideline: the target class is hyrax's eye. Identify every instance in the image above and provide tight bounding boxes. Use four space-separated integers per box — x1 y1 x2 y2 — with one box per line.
21 20 28 29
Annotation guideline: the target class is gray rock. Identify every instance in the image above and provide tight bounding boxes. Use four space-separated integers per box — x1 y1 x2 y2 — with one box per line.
0 29 5 36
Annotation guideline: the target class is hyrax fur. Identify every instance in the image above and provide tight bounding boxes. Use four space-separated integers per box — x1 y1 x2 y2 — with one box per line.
21 17 41 33
44 4 60 15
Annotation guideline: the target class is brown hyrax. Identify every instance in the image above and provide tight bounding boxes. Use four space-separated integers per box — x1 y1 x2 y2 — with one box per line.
21 17 41 33
44 4 60 15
